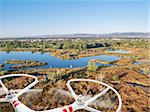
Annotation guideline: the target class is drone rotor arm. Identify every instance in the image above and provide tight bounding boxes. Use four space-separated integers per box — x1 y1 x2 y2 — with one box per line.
86 87 110 104
0 98 7 102
0 80 8 94
16 79 38 97
66 81 78 101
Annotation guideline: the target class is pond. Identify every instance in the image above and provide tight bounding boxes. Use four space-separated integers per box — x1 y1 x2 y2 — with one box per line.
107 50 130 54
0 51 120 70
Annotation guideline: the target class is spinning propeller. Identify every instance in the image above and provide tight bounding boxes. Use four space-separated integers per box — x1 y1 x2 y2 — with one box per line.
0 74 122 112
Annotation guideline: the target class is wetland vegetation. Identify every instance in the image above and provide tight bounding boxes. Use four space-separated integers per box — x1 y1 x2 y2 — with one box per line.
5 60 48 69
0 38 149 112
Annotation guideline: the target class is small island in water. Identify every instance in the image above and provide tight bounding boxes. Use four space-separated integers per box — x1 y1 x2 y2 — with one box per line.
5 59 48 69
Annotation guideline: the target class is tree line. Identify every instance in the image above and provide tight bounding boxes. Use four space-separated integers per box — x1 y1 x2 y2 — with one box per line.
0 40 109 50
0 38 149 50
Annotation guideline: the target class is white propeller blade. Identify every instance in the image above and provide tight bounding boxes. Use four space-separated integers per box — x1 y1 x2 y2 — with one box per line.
86 87 110 104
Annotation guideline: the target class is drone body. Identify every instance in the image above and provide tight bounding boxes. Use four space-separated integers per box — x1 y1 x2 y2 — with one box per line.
0 74 122 112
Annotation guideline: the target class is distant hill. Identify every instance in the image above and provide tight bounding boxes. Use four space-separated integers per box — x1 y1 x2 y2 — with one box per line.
1 32 150 39
98 32 150 38
50 32 150 38
32 32 150 38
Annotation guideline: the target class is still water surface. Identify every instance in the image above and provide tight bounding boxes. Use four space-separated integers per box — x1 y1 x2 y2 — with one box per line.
0 51 120 70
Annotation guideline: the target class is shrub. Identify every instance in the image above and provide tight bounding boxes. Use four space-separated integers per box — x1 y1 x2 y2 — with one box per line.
87 61 97 72
112 75 119 81
0 70 6 76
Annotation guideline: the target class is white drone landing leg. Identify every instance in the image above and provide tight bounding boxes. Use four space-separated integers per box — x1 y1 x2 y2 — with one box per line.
0 74 122 112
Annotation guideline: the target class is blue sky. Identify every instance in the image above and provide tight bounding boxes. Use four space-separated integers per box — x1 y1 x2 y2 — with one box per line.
0 0 149 37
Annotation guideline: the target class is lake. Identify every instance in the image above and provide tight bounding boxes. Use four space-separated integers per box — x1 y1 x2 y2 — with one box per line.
0 51 120 70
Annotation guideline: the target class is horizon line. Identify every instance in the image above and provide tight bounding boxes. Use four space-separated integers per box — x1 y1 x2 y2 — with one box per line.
1 31 150 38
